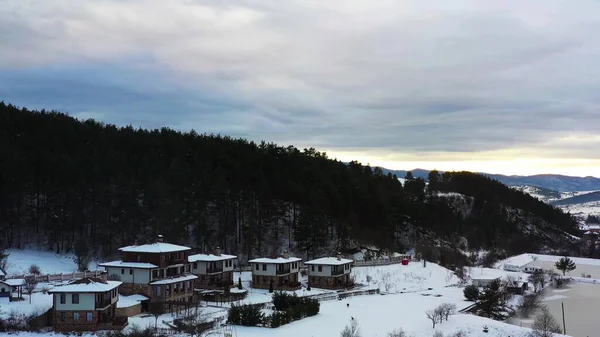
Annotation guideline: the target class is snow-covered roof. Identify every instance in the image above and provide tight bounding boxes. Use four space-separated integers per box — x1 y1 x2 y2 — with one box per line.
117 294 149 308
119 242 191 253
189 253 237 262
48 279 121 293
248 257 302 264
149 274 197 285
304 257 353 265
98 260 159 269
4 279 25 286
471 275 501 281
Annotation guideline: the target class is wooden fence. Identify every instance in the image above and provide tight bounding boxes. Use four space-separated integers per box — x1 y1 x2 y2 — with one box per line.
6 270 106 283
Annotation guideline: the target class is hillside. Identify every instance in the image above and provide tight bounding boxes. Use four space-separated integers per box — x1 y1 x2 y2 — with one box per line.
510 185 561 203
384 168 600 192
0 102 580 265
551 191 600 206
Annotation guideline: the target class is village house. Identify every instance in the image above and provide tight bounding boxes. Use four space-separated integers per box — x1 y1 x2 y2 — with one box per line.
99 235 197 312
248 251 301 290
188 247 236 289
0 278 25 300
48 277 127 331
305 253 353 289
471 276 501 288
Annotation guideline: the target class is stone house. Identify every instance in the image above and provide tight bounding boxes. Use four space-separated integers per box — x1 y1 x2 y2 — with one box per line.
305 254 353 289
248 251 301 290
48 277 127 332
189 247 236 289
99 235 197 312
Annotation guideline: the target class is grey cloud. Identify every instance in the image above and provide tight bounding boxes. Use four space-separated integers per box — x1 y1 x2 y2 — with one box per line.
1 0 600 160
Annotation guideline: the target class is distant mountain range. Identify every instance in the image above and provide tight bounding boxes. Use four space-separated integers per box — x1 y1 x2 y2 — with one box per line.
379 168 600 192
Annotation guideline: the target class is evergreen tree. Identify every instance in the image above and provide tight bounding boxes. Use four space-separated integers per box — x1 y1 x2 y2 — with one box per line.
555 256 576 276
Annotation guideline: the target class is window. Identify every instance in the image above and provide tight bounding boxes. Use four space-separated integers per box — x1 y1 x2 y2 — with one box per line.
87 312 93 322
186 265 191 272
188 281 192 289
60 312 65 322
255 264 259 271
311 266 314 272
129 269 133 275
155 286 161 296
193 262 197 269
262 264 266 271
121 269 124 274
318 266 322 272
73 313 80 321
72 294 79 304
137 255 141 261
60 294 66 304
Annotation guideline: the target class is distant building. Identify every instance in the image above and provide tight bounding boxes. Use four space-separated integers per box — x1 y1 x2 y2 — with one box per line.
48 277 126 331
99 235 197 312
189 247 236 289
471 276 501 288
305 253 353 289
0 278 25 300
248 251 301 290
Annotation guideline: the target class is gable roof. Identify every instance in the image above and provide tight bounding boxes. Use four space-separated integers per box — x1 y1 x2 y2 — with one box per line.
118 242 191 253
48 277 121 293
248 257 302 264
189 253 237 262
304 257 353 265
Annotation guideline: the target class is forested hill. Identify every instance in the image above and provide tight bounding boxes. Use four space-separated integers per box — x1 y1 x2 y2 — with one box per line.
0 102 580 263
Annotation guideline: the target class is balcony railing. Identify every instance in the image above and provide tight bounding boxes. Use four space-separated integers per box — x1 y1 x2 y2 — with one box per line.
331 269 344 276
206 267 223 274
276 268 291 275
96 299 112 309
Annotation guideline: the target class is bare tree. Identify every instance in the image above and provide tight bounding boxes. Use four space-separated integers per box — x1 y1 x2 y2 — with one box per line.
172 307 209 337
148 302 164 330
532 305 562 337
340 319 361 337
439 303 457 321
519 293 540 318
24 276 38 304
387 328 408 337
28 264 41 275
426 309 440 329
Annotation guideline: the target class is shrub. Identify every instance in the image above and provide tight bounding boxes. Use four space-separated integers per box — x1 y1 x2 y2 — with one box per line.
227 304 265 326
269 292 320 328
463 284 479 301
387 328 408 337
28 264 41 275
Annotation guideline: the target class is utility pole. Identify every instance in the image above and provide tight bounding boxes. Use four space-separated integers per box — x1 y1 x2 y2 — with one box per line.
561 302 567 334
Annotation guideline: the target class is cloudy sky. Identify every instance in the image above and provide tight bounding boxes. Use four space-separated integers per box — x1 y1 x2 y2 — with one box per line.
2 0 600 176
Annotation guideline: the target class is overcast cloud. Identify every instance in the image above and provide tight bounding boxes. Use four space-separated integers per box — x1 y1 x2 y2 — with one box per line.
1 0 600 175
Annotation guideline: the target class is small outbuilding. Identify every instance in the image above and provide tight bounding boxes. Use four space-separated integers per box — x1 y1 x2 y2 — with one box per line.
471 276 501 288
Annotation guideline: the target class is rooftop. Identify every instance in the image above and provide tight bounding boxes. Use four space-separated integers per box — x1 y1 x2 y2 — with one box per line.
304 257 353 265
248 257 302 264
189 253 237 262
119 242 191 253
149 274 197 285
48 278 121 293
3 278 25 286
98 261 159 269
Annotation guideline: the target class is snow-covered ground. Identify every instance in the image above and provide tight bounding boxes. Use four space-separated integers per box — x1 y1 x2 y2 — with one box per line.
497 253 600 269
0 292 53 320
4 249 99 275
558 201 600 218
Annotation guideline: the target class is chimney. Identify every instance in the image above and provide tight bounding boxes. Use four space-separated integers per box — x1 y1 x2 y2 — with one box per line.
215 246 221 257
134 238 138 246
283 250 289 259
337 252 342 261
157 234 164 243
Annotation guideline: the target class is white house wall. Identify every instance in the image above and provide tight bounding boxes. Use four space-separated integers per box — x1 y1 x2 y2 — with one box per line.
224 259 235 272
54 293 95 311
191 262 208 275
308 265 332 277
105 267 151 284
252 263 277 276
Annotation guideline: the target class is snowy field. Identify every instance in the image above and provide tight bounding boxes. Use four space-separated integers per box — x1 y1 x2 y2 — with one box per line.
558 201 600 217
498 253 600 269
353 261 460 292
4 249 99 275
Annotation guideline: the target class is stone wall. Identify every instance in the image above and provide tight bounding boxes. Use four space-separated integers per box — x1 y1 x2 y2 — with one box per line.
53 310 100 332
252 273 300 290
308 274 350 289
116 303 141 317
119 283 152 298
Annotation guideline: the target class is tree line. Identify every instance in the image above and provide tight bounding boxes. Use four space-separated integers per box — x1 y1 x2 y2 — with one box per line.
0 102 579 266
